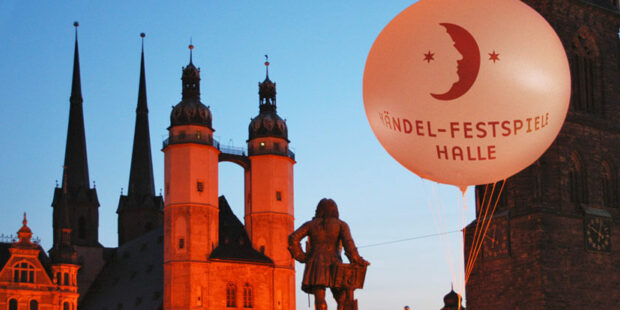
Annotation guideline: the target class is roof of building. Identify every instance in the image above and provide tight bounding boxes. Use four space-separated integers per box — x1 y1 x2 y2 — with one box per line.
79 228 164 310
79 196 272 309
210 196 274 264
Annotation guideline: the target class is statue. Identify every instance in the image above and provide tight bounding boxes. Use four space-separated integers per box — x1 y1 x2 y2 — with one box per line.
288 198 370 310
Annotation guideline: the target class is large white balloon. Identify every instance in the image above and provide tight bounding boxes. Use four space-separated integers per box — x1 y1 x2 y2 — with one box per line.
363 0 570 189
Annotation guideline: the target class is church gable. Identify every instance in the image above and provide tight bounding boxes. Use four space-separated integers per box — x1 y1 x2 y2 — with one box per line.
0 244 53 286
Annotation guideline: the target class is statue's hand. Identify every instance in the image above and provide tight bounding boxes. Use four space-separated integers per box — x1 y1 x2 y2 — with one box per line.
354 256 370 266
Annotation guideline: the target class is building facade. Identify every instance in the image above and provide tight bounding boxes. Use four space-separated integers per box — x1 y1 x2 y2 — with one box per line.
0 25 295 310
464 0 619 309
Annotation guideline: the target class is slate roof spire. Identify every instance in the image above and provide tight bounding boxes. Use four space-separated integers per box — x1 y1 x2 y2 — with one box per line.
63 21 90 191
127 32 155 197
51 22 100 249
117 33 163 246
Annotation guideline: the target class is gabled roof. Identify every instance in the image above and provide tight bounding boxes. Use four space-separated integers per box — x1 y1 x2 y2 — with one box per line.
0 242 53 278
209 196 273 264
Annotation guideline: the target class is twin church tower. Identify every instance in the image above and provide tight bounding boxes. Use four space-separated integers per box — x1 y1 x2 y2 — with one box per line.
46 24 296 310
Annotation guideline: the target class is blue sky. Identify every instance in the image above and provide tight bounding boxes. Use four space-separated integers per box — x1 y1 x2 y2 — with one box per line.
0 1 477 308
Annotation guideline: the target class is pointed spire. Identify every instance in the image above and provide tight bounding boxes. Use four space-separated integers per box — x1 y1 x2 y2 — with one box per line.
137 33 148 113
264 54 270 79
62 21 90 191
126 32 155 198
70 22 82 104
189 38 194 65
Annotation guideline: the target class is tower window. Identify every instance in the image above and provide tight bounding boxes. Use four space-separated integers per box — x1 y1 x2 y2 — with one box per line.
179 238 185 249
602 161 617 209
63 302 70 310
274 142 280 151
56 272 61 284
14 262 35 283
569 154 588 204
276 191 282 201
197 181 204 192
30 300 39 310
226 283 237 307
64 273 70 285
243 283 253 308
195 131 202 140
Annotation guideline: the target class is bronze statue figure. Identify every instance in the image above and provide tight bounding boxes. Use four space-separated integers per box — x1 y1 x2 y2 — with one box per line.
288 198 369 310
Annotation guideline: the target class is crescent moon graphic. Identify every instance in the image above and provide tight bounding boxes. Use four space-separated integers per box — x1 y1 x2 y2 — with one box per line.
431 23 480 101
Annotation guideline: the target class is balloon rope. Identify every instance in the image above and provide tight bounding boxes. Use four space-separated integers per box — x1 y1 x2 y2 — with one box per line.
465 182 496 281
466 182 497 280
423 180 457 287
466 179 506 282
428 181 458 286
465 183 492 280
458 190 468 298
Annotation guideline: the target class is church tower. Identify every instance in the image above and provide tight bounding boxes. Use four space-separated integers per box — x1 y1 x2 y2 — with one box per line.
464 1 619 308
117 33 164 246
50 23 106 299
246 59 296 310
163 44 220 310
51 22 100 248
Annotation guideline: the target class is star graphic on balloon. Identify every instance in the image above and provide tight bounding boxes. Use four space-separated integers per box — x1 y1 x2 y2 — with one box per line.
489 50 500 63
423 51 435 63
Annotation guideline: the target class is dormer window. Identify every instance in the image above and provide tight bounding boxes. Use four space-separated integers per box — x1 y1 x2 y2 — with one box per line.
13 262 35 283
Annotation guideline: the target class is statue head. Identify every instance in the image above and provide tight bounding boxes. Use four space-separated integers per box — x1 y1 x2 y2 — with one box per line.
315 198 339 219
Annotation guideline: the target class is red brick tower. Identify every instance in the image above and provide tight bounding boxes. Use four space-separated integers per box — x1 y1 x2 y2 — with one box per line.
464 1 619 308
163 45 220 310
245 59 296 310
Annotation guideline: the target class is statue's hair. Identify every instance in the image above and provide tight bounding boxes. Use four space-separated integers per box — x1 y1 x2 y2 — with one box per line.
315 198 339 219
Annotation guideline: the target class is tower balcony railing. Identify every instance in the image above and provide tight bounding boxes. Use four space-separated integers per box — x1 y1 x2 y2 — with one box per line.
248 145 295 160
162 134 220 149
163 135 295 160
218 145 247 156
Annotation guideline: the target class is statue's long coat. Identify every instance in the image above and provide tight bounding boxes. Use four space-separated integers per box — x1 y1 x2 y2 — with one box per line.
288 217 362 293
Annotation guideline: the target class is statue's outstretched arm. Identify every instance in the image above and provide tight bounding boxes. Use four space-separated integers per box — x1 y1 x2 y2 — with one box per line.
288 222 310 262
340 222 370 266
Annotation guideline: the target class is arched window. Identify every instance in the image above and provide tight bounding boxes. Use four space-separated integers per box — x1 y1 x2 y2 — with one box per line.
9 299 17 310
30 300 38 310
569 153 588 204
78 217 86 239
602 161 617 209
63 302 70 310
56 272 61 284
226 283 237 307
13 262 35 283
570 26 601 114
243 283 253 308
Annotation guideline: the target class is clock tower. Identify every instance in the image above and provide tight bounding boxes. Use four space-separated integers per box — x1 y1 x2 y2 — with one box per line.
464 1 619 309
